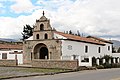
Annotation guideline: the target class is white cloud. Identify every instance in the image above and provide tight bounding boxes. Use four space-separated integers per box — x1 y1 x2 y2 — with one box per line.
0 9 44 39
0 0 120 40
46 0 120 37
10 0 40 13
0 9 5 14
0 3 3 7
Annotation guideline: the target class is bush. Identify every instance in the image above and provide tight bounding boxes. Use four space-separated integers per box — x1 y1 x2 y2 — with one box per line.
111 63 120 68
96 65 104 69
117 63 120 67
111 63 117 68
103 63 111 68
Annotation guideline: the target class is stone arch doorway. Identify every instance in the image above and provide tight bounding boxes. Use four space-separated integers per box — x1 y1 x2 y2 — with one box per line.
39 47 48 59
33 43 49 59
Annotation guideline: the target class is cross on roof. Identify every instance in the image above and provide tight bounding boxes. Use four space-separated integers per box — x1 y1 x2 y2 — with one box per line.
43 11 45 16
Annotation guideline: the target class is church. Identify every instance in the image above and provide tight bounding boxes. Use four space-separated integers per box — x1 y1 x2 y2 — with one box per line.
23 11 119 68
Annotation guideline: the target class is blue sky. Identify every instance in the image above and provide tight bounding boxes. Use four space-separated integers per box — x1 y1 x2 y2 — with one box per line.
0 0 120 41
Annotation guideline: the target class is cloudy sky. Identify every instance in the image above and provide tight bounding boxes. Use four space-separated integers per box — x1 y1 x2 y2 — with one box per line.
0 0 120 40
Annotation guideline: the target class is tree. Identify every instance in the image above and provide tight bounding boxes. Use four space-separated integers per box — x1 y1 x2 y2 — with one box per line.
22 24 33 40
66 31 68 34
112 46 116 53
117 47 120 53
69 30 72 34
77 30 81 36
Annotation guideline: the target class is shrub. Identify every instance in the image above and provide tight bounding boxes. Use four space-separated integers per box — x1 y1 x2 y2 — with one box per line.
96 65 104 69
111 63 120 68
111 63 117 68
103 63 111 68
117 63 120 67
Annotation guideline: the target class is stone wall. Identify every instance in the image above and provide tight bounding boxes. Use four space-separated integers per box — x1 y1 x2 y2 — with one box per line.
0 59 17 66
32 59 78 69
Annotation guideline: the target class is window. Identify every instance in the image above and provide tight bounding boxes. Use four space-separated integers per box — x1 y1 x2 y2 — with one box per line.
14 51 18 53
36 34 39 39
40 24 44 30
2 53 7 59
81 56 89 62
44 33 48 39
85 46 88 53
98 47 101 53
68 45 72 50
108 46 110 51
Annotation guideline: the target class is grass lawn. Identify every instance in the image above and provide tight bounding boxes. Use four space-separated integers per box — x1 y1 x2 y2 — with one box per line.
0 67 69 79
13 67 68 73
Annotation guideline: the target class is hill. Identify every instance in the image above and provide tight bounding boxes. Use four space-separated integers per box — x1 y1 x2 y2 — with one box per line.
0 38 18 42
111 40 120 47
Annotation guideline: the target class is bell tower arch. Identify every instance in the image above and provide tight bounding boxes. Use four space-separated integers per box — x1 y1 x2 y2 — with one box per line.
33 11 53 40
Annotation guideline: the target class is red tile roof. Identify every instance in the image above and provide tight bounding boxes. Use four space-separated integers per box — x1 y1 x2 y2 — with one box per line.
0 44 23 50
87 36 113 44
54 31 105 45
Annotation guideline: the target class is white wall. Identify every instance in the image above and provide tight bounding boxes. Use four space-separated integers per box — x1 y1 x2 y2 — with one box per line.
112 53 120 57
61 40 112 58
54 33 67 39
0 50 23 64
61 40 112 66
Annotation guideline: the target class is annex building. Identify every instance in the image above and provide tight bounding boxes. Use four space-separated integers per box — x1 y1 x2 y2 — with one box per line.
23 12 120 68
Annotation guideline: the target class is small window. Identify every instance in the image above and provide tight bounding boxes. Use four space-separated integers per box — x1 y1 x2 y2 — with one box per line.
2 53 7 59
36 34 39 39
98 47 101 53
40 24 44 30
108 46 110 51
68 45 72 50
44 33 48 39
14 51 18 53
85 46 88 53
81 56 89 62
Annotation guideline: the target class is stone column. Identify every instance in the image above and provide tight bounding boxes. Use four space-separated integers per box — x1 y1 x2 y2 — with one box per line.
96 58 99 65
89 57 92 66
71 56 74 60
60 56 63 60
78 56 81 66
103 59 105 64
109 59 111 64
113 58 116 63
117 58 120 63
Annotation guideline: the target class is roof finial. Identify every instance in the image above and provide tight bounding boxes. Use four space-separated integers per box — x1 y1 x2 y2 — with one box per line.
42 11 45 16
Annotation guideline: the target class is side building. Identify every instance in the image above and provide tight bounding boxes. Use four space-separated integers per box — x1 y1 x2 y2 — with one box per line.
0 42 23 64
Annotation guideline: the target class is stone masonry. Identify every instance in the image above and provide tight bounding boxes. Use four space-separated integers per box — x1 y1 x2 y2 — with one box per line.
32 59 78 70
0 59 17 66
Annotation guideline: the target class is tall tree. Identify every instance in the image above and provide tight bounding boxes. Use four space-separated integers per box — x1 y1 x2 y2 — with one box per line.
22 24 33 40
77 30 81 36
117 47 120 53
112 46 116 53
69 30 72 34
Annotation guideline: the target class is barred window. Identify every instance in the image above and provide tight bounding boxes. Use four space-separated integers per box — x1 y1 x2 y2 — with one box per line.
98 47 101 53
2 53 7 59
108 46 110 51
85 46 88 53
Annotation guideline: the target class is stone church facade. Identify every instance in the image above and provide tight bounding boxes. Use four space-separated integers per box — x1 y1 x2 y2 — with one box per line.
23 12 61 64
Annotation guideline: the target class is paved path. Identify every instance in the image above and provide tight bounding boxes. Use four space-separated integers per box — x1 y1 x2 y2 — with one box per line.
5 68 120 80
